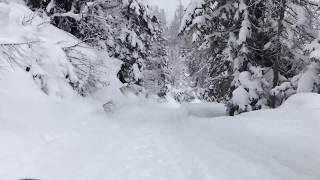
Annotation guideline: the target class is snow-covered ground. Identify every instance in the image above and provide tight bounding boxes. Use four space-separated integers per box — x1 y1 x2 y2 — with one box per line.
1 67 320 180
1 1 320 180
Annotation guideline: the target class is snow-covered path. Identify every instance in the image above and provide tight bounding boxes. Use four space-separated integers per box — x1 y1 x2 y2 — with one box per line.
1 86 320 180
0 66 319 180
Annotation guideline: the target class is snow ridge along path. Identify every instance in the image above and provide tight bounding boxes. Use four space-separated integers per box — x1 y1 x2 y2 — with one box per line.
1 69 320 180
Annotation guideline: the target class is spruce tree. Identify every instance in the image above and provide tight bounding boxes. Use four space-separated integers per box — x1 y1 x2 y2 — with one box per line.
180 0 320 115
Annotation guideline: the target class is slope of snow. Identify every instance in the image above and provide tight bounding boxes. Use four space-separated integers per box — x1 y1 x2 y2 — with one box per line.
0 1 77 97
1 64 320 180
0 1 123 98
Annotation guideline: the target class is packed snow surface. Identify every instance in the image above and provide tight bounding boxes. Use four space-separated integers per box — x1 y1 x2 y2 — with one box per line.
1 68 320 180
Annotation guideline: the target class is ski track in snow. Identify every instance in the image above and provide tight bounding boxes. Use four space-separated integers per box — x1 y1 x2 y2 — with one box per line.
1 93 320 180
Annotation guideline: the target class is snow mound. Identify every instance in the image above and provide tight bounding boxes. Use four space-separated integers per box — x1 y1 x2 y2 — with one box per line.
182 102 226 118
281 93 320 109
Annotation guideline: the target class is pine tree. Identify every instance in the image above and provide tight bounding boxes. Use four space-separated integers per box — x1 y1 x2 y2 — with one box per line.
166 3 198 102
143 6 169 97
180 0 235 103
180 0 320 115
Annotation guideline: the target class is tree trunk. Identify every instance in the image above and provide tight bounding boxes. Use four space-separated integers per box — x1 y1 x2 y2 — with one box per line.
271 0 286 108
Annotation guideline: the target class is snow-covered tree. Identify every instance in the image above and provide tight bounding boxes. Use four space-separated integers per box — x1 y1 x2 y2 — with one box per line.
180 0 320 115
164 3 199 102
142 6 169 97
179 0 235 103
26 0 169 96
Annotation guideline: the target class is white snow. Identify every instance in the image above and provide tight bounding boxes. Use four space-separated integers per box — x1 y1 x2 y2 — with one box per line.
281 93 320 109
179 0 205 32
297 62 320 93
231 85 251 109
231 71 264 109
0 1 121 97
181 102 226 117
133 63 142 81
0 1 82 97
237 0 251 45
1 66 320 180
46 0 54 13
288 3 307 27
306 34 320 60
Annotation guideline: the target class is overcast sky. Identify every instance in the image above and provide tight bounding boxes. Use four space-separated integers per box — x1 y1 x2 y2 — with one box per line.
147 0 190 23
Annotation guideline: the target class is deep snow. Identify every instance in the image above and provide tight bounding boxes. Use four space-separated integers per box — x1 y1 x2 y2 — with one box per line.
1 67 320 180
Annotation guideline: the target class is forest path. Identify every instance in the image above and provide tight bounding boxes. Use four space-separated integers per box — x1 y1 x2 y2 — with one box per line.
1 95 320 180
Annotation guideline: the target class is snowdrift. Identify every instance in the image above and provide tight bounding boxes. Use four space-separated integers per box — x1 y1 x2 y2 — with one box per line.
0 0 123 98
181 102 226 117
281 93 320 109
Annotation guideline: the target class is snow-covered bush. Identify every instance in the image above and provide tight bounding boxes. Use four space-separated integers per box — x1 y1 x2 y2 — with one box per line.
270 62 320 107
227 69 267 115
270 78 298 108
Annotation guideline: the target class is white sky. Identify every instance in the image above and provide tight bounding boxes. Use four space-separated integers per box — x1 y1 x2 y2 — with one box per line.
147 0 190 23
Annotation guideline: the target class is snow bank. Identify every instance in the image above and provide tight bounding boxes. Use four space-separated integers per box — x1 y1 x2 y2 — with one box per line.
0 1 76 97
182 102 226 117
0 1 122 98
281 93 320 109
